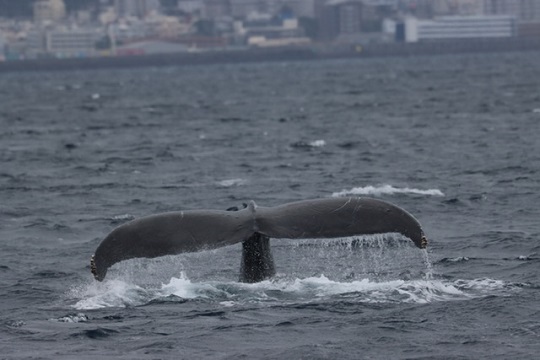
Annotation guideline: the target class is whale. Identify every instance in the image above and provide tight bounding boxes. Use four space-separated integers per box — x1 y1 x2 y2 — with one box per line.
90 197 428 282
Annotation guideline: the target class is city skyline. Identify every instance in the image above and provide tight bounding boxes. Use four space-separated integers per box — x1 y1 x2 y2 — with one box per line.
1 0 539 63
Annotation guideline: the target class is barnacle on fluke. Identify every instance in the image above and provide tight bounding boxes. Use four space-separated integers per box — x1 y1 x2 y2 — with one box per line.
90 255 97 280
421 236 428 249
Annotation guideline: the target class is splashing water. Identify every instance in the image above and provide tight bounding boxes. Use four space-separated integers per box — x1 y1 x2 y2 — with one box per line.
332 184 445 197
70 274 516 310
68 235 519 310
422 249 434 280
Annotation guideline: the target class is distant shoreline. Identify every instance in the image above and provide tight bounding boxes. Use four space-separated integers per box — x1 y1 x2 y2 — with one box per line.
1 37 539 73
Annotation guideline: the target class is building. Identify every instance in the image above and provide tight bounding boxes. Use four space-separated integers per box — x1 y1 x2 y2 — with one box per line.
114 0 161 19
398 0 537 18
483 0 540 21
456 0 484 15
177 0 205 15
26 27 101 58
203 0 232 18
234 13 310 46
401 15 515 42
230 0 268 18
47 28 101 57
0 34 5 61
339 2 362 34
33 0 66 23
266 0 317 18
319 1 377 40
111 21 158 42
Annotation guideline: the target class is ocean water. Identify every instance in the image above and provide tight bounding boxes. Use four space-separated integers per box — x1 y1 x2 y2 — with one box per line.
1 52 540 359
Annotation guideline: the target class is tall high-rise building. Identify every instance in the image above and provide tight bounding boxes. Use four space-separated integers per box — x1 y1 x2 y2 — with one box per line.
317 1 363 40
338 2 361 34
34 0 66 23
114 0 161 18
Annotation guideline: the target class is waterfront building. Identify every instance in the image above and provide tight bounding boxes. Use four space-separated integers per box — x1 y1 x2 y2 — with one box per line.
339 2 362 34
110 20 158 41
483 0 540 21
26 29 48 57
431 0 484 16
114 0 161 19
230 0 268 18
178 0 206 14
33 0 66 23
25 26 101 58
234 11 309 46
155 16 190 38
318 1 385 40
402 15 515 42
48 28 100 57
266 0 317 18
0 34 5 61
203 0 232 18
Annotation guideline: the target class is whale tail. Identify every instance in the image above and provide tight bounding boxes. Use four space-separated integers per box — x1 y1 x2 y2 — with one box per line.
91 197 427 282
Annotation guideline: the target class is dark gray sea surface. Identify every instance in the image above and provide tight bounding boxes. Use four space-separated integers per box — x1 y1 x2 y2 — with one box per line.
1 52 540 359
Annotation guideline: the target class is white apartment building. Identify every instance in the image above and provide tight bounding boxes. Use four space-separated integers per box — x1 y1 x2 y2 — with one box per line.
27 27 101 57
46 29 101 56
404 15 515 42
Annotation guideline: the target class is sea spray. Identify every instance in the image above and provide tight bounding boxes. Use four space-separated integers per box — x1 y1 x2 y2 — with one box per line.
70 273 514 310
281 234 424 282
422 248 434 280
332 184 445 197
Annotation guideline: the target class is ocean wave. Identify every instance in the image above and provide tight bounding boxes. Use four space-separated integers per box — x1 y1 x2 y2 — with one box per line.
216 178 247 187
332 184 445 197
110 214 135 223
309 139 326 147
290 139 326 149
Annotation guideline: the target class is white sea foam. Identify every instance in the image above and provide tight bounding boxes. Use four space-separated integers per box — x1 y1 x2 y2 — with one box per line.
159 273 225 299
70 274 512 310
332 184 445 197
453 278 506 291
217 178 247 187
309 139 326 147
71 279 151 310
111 214 135 222
49 313 88 323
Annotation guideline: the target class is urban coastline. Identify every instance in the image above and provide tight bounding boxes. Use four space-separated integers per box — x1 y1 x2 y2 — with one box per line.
1 37 540 73
1 1 540 73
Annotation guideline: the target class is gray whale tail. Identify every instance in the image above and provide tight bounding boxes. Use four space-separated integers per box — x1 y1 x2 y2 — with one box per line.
91 197 428 282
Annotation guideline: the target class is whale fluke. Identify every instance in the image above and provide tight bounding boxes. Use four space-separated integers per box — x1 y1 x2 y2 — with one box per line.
91 197 427 282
